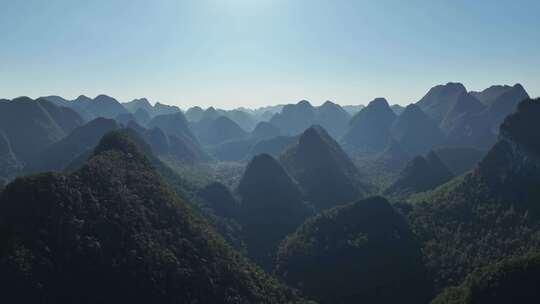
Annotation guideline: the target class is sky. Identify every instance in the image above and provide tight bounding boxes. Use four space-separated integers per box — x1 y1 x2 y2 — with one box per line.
1 0 539 109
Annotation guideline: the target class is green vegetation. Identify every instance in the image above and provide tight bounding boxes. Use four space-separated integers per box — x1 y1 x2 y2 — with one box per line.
385 151 454 198
237 154 312 270
276 196 431 304
432 253 540 304
0 131 310 304
407 98 540 290
280 126 369 210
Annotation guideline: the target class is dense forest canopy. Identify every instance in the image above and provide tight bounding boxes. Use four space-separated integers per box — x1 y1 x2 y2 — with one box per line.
0 87 538 303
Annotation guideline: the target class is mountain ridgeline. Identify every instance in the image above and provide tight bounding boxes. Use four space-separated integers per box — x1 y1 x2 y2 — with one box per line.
280 126 368 210
276 196 431 304
0 84 537 303
0 132 308 304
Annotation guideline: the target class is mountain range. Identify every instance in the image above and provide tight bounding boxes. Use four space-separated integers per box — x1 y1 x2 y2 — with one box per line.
0 83 537 303
0 131 308 303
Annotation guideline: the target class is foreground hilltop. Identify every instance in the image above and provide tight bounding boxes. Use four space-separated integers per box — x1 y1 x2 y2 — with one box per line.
0 131 309 304
409 98 540 289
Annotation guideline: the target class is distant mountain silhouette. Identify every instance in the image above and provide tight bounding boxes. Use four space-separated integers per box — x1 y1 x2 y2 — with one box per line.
114 108 151 126
443 107 497 150
471 83 528 106
0 97 83 162
44 94 129 121
391 104 405 115
342 98 397 154
439 90 485 132
270 100 317 136
391 104 444 155
37 98 84 132
237 154 311 270
185 106 205 122
276 196 431 304
342 104 364 115
385 151 454 197
123 97 153 113
208 138 255 161
416 82 468 123
84 94 129 119
147 112 206 161
251 121 281 140
123 98 181 118
66 95 96 120
194 116 248 146
211 133 297 162
316 101 351 139
269 100 351 139
126 123 165 153
281 126 367 210
152 102 181 116
133 108 151 124
247 135 297 159
0 131 306 303
224 109 257 132
187 107 257 132
148 112 196 142
478 83 529 134
42 95 70 107
416 82 527 150
25 118 119 172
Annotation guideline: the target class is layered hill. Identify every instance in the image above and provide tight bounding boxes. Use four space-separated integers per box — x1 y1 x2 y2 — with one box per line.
237 154 312 270
247 136 297 159
123 98 181 117
341 98 396 154
147 112 207 161
385 151 454 197
276 196 431 304
25 118 119 172
416 82 469 124
251 121 281 140
193 116 248 146
44 94 130 121
471 83 529 106
408 98 540 289
0 97 83 162
269 100 351 138
316 101 351 139
123 97 153 114
415 83 529 150
270 100 317 136
479 83 530 133
281 126 367 210
439 90 486 132
391 104 444 156
0 131 308 304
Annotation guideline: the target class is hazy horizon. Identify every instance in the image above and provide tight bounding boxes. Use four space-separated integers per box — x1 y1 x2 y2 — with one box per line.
1 0 539 109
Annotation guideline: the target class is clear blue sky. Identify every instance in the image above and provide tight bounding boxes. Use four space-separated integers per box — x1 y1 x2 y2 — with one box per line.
1 0 538 109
